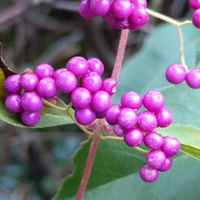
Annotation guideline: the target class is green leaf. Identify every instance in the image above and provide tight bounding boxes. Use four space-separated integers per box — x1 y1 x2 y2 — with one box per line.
0 97 74 128
195 37 200 68
181 144 200 160
53 139 200 200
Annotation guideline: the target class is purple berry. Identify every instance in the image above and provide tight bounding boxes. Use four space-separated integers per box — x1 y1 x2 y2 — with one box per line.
102 13 119 29
75 108 96 125
37 77 57 99
111 0 132 19
139 165 159 183
105 104 121 125
185 68 200 88
144 131 163 150
71 87 92 109
143 90 165 112
56 71 77 93
115 18 131 29
79 0 96 19
113 124 125 137
124 128 144 147
192 9 200 28
21 73 39 91
5 74 21 94
156 108 173 128
190 0 200 10
95 111 107 119
66 56 89 77
159 157 173 172
90 0 111 16
21 92 43 112
91 91 112 113
131 0 147 8
5 94 22 113
166 64 186 84
21 111 41 126
121 91 142 109
147 150 166 169
35 64 54 79
87 58 104 75
118 108 137 130
101 78 118 95
129 7 149 27
161 136 180 156
82 72 102 93
54 68 68 80
138 111 157 132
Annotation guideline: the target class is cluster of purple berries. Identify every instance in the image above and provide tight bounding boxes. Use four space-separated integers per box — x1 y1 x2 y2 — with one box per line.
166 64 200 89
189 0 200 28
79 0 149 30
104 90 180 182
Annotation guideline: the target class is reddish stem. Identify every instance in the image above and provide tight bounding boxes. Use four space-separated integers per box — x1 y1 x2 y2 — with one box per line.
111 29 130 81
76 133 100 200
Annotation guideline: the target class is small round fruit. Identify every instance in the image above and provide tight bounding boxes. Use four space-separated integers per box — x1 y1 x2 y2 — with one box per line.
21 111 41 126
35 64 54 79
21 92 43 112
105 104 121 125
75 108 96 125
124 128 144 147
101 78 118 95
121 91 142 109
138 111 157 132
143 90 165 112
54 68 68 80
147 150 166 169
91 91 112 113
161 136 180 156
66 56 88 77
166 64 186 84
5 94 22 113
159 157 173 172
139 165 159 183
131 0 147 8
5 74 21 94
87 58 104 75
185 68 200 88
113 124 125 137
71 87 92 109
192 9 200 28
102 12 119 29
190 0 200 10
90 0 111 16
156 108 173 128
118 108 137 130
21 73 39 91
144 131 163 150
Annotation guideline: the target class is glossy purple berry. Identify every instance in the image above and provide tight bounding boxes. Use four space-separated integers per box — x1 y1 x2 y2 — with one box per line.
138 111 157 132
5 74 21 94
102 13 119 29
129 7 149 27
35 64 54 79
21 111 41 126
159 157 173 172
101 78 118 95
79 0 96 19
90 0 111 16
124 128 144 147
115 18 130 29
147 150 166 169
37 78 57 99
192 9 200 28
144 131 163 150
71 87 92 109
156 108 173 128
21 73 39 91
66 56 89 77
105 104 121 125
166 64 186 84
131 0 147 8
111 0 132 19
113 124 125 137
75 108 96 125
91 91 112 113
21 92 43 112
56 71 77 93
118 108 137 130
121 91 142 109
190 0 200 10
5 94 22 113
87 58 104 75
143 90 165 112
161 136 180 156
139 165 159 183
185 68 200 88
82 72 102 93
54 68 68 80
